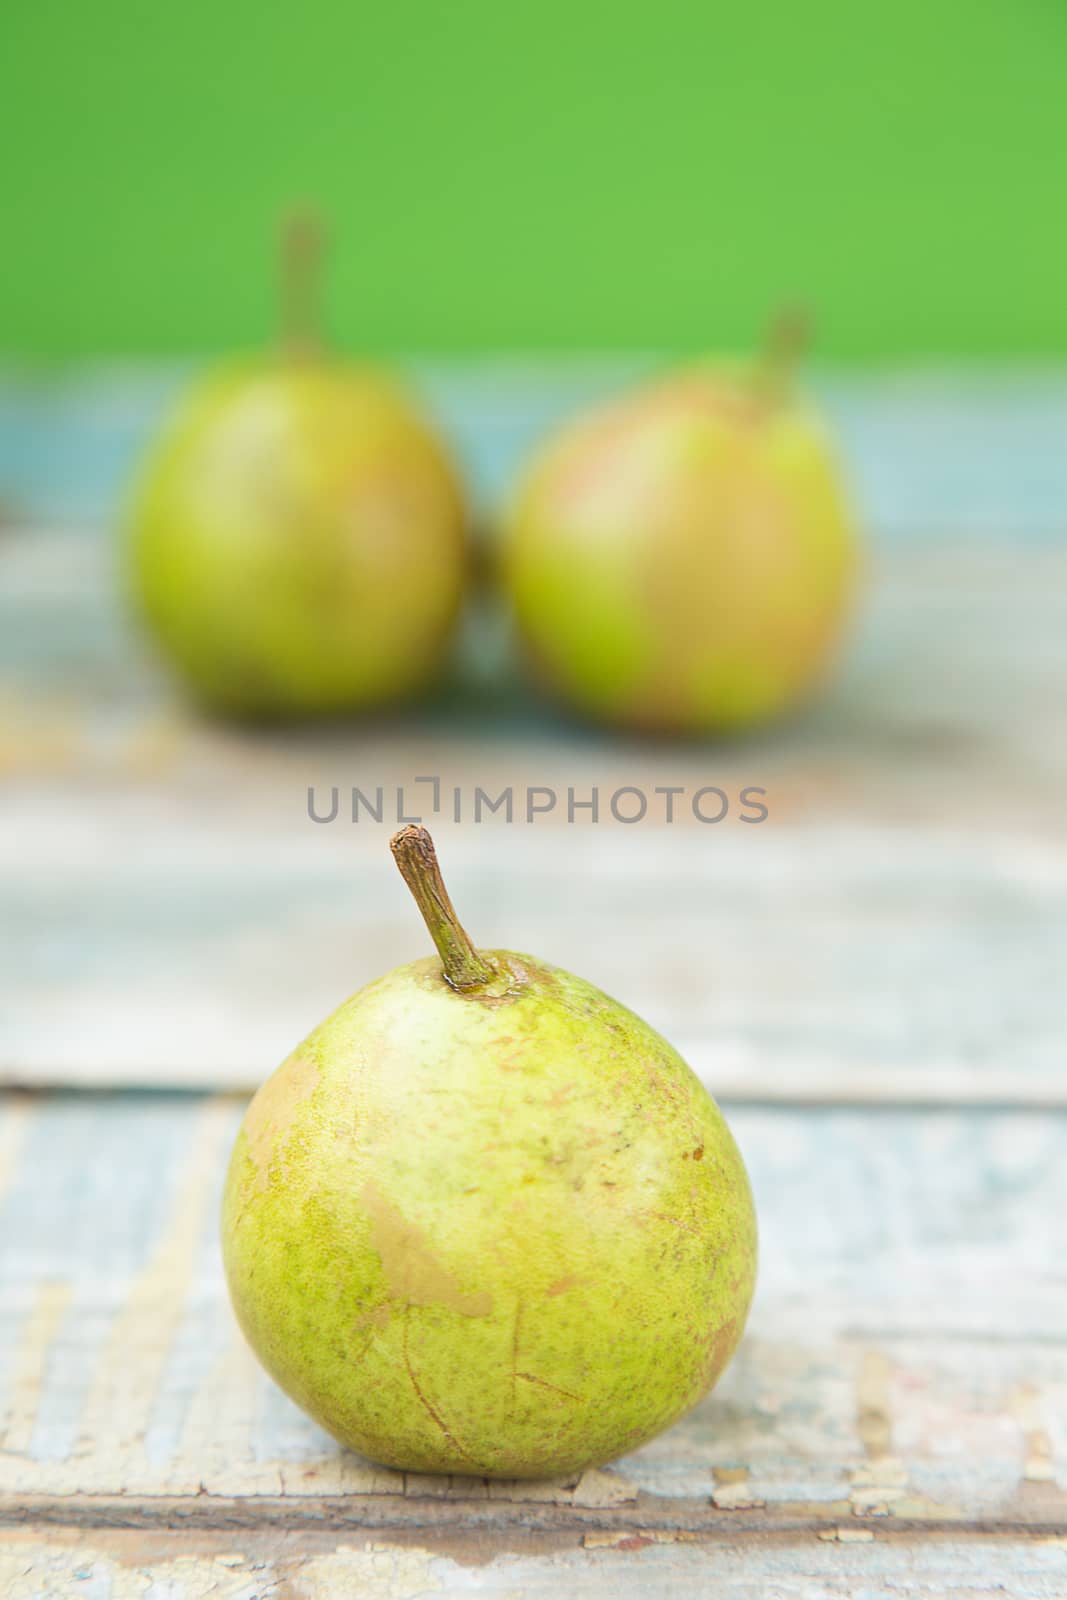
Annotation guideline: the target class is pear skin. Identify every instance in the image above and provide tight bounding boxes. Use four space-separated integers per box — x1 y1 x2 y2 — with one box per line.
221 828 757 1478
501 343 858 734
126 360 467 719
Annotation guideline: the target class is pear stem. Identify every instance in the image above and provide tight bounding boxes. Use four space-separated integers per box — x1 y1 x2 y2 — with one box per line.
757 304 811 402
390 826 496 992
280 209 324 358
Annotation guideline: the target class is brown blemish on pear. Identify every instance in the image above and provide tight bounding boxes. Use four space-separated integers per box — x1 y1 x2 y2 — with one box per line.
243 1053 320 1192
700 1312 744 1385
362 1183 493 1317
353 1303 392 1333
515 1371 584 1404
401 1304 476 1461
546 1275 582 1297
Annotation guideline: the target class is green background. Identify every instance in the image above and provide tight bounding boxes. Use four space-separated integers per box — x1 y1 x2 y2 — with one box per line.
3 0 1065 362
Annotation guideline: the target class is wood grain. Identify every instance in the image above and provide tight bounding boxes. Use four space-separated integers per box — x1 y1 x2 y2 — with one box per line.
3 531 1065 1097
1 1094 1064 1536
6 1523 1067 1599
3 370 1066 1591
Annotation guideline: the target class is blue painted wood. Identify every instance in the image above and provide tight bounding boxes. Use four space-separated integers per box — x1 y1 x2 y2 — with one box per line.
2 363 1067 541
1 1093 1064 1523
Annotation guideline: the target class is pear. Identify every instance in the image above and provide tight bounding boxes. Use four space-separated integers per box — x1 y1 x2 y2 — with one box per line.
124 217 468 719
501 313 859 734
222 826 757 1479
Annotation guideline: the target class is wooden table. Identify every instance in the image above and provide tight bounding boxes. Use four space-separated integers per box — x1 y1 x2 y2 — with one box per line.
2 367 1066 1596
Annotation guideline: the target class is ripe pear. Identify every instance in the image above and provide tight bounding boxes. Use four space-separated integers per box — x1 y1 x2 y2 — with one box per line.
222 827 757 1479
124 218 468 718
501 315 859 734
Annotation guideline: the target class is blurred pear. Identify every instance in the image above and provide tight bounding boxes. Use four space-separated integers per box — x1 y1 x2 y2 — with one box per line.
501 314 858 734
125 215 468 719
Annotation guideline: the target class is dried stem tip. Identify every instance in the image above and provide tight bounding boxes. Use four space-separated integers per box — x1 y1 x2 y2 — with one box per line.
280 208 324 358
758 303 812 399
390 826 496 992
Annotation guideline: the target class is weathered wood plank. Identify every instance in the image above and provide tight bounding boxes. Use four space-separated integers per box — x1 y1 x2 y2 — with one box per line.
3 763 1065 1098
2 498 1065 1097
6 1522 1067 1599
5 362 1067 541
3 373 1067 1100
3 370 1066 1593
0 1094 1064 1534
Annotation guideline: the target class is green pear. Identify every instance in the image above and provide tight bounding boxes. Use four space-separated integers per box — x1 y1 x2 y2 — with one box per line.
222 827 757 1479
124 218 468 719
501 315 859 734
